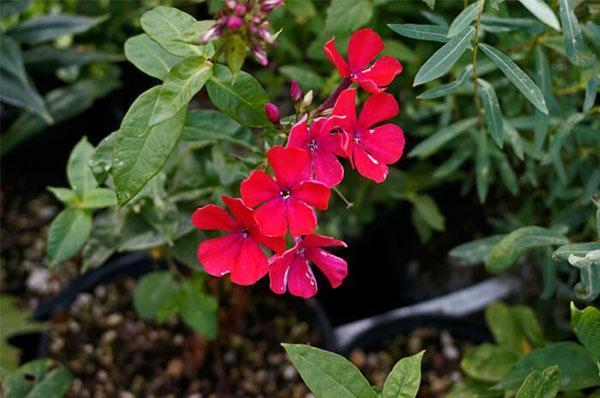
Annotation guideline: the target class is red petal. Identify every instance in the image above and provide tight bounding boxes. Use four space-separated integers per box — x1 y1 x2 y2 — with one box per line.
347 28 384 71
323 37 350 78
191 204 238 232
253 231 287 254
197 234 242 277
240 170 280 207
357 56 403 93
254 197 288 237
358 93 399 129
332 88 358 132
353 145 389 183
268 247 297 295
267 146 311 188
319 130 347 158
361 124 406 164
222 196 255 229
287 115 309 149
309 116 342 139
230 237 269 285
355 78 383 94
312 151 344 187
302 234 347 248
288 255 318 298
287 198 317 237
307 247 348 288
293 180 330 210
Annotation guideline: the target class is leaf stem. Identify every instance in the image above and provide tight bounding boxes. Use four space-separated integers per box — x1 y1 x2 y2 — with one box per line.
471 0 485 129
333 186 353 209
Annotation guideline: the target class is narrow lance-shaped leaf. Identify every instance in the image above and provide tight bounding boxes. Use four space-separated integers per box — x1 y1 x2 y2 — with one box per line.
413 26 475 86
477 79 504 148
447 0 483 37
503 122 524 160
517 0 561 31
583 75 600 113
387 24 449 43
409 118 477 158
433 146 473 178
542 112 584 165
479 43 548 114
475 132 490 203
124 34 183 80
112 86 187 206
417 64 473 99
382 351 424 398
449 234 505 266
149 57 213 126
558 0 597 69
282 344 377 398
47 207 93 267
6 14 107 44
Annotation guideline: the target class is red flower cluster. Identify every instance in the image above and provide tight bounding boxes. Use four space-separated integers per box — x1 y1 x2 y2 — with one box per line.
192 29 405 298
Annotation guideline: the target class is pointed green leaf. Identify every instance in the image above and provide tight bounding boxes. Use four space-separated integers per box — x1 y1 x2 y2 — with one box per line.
176 278 218 339
517 0 561 31
47 187 77 205
447 0 484 37
7 14 106 44
2 358 74 398
433 146 472 178
149 57 212 125
80 188 117 209
414 26 475 86
47 207 92 266
282 344 377 398
133 271 178 319
512 305 546 348
475 132 490 202
223 34 247 77
479 43 548 114
325 0 373 35
206 64 269 127
553 243 600 260
112 86 187 206
558 0 597 68
583 75 600 113
382 351 424 398
503 122 524 160
0 0 31 18
449 234 505 266
461 344 519 382
542 112 584 165
67 136 97 196
417 64 472 99
515 366 560 398
494 150 519 195
478 79 504 148
571 303 600 368
409 118 477 158
89 131 116 185
141 6 202 57
421 0 435 10
124 34 183 80
486 226 569 273
387 24 449 43
411 194 445 231
485 302 528 353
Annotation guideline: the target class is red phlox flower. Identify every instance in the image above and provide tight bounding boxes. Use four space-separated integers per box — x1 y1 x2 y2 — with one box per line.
324 28 403 94
192 196 285 285
269 234 348 299
286 115 347 188
240 146 330 237
332 88 405 183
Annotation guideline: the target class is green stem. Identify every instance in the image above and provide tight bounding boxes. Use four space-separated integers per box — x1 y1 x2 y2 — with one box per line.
471 1 485 129
333 186 353 209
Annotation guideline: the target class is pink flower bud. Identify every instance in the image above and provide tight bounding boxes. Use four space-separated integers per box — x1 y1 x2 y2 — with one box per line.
264 103 280 124
252 45 269 66
226 0 237 9
260 0 283 12
257 27 275 44
234 3 247 15
226 16 244 30
290 80 302 101
201 25 222 43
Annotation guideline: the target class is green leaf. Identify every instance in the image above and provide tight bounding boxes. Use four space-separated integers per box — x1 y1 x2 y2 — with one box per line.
409 118 477 158
0 0 31 18
515 366 561 398
387 24 449 43
47 207 92 266
176 278 218 339
485 302 528 353
480 15 545 34
223 34 247 77
325 0 373 35
447 379 501 398
553 243 600 260
447 0 484 37
80 188 117 209
542 113 584 165
81 211 121 272
182 109 254 149
2 358 73 398
0 36 51 123
411 194 445 231
172 231 203 270
558 0 597 68
495 342 600 391
124 34 183 80
112 86 187 206
417 64 472 99
512 305 546 348
382 351 424 398
433 146 472 178
571 303 600 370
89 131 115 185
47 187 77 205
133 271 178 320
479 43 548 114
494 150 519 195
0 296 45 373
583 75 600 113
486 226 569 273
517 0 561 31
413 26 475 86
279 65 324 91
206 64 269 127
475 132 490 203
282 344 377 398
140 6 202 57
421 0 435 10
7 14 107 44
478 79 504 148
67 137 97 196
149 57 212 125
22 46 122 70
1 76 121 155
503 122 524 160
449 234 505 266
534 46 559 116
461 344 519 382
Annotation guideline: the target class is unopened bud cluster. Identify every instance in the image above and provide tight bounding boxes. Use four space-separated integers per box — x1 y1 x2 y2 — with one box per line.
202 0 284 66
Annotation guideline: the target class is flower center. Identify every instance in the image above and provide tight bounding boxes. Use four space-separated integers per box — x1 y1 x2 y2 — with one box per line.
353 130 361 144
280 188 291 199
240 228 249 238
307 139 318 152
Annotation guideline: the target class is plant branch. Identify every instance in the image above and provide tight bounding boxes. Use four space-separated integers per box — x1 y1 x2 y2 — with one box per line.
471 1 485 129
312 77 352 116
